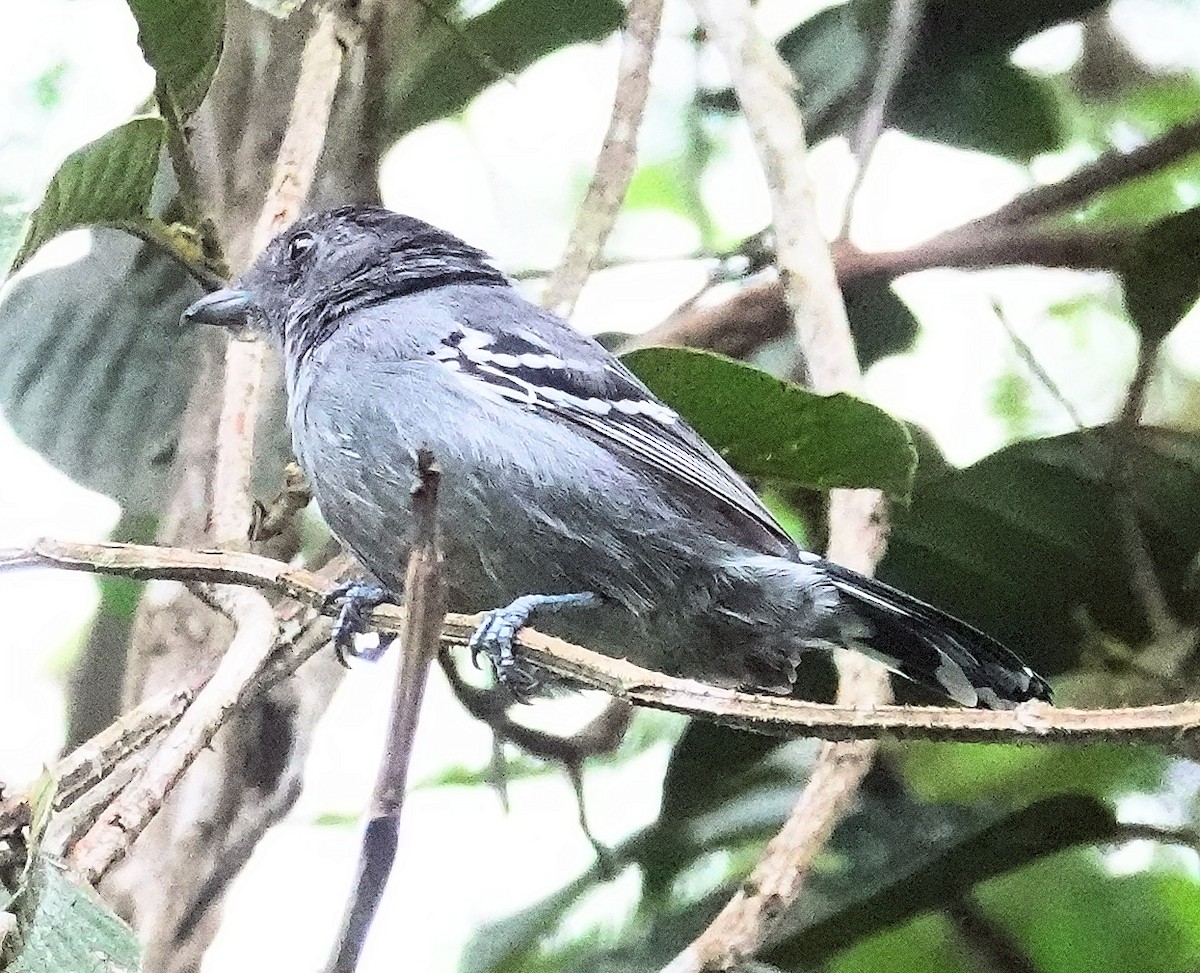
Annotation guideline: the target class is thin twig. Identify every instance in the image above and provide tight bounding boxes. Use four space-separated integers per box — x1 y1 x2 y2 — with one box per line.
541 0 665 316
0 686 194 839
981 115 1200 228
1109 340 1176 639
990 299 1087 432
838 0 924 241
326 452 448 973
9 539 1200 744
65 586 278 883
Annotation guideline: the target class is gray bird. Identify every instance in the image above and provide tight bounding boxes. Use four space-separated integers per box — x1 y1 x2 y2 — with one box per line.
183 205 1051 709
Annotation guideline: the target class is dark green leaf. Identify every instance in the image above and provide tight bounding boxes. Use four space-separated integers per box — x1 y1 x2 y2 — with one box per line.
386 0 624 139
9 118 165 274
622 348 917 501
4 856 140 972
765 793 1119 967
882 427 1200 678
843 277 920 368
1120 206 1200 344
763 0 1105 156
892 53 1061 160
126 0 225 116
776 3 872 144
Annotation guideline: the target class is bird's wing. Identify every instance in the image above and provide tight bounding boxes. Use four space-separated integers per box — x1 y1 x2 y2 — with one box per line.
426 317 796 555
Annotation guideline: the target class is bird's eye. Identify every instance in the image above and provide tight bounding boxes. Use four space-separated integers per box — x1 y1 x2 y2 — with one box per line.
287 232 316 263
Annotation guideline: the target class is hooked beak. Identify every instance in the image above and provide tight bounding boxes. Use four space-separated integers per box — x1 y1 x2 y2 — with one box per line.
181 288 255 332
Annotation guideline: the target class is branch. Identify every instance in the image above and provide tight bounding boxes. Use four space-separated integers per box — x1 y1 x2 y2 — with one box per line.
980 115 1200 228
9 539 1200 745
326 452 447 973
835 223 1127 281
1109 340 1176 639
65 584 278 883
211 4 354 545
676 0 890 968
541 0 665 316
644 114 1200 359
839 0 924 239
0 687 194 839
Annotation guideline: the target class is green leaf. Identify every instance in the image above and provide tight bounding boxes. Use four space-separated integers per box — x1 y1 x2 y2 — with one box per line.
622 347 917 501
892 53 1061 160
4 856 140 972
125 0 225 116
1120 206 1200 344
776 3 873 144
982 847 1200 973
882 427 1200 678
843 277 920 368
386 0 624 139
902 741 1167 806
765 794 1119 968
8 117 166 275
764 0 1105 156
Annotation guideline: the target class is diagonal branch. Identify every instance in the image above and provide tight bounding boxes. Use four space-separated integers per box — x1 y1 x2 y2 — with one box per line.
839 0 924 240
541 0 665 316
980 115 1200 228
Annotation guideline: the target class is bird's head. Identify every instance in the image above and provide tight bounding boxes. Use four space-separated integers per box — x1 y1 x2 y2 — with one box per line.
181 205 507 361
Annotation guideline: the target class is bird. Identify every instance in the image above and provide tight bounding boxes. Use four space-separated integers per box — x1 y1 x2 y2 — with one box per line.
182 204 1051 709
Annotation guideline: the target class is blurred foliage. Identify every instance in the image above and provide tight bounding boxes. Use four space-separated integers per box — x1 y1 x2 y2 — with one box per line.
704 0 1107 159
1 856 140 972
4 0 1200 969
382 0 624 140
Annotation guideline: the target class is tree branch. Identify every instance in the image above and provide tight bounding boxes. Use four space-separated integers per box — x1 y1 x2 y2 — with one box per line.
65 584 278 884
675 0 890 968
541 0 665 316
839 0 924 240
326 452 447 973
7 538 1200 751
645 114 1200 359
980 115 1200 228
211 3 354 546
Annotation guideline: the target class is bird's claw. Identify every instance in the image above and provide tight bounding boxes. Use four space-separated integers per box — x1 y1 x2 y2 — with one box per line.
468 601 540 700
467 592 599 699
326 582 396 666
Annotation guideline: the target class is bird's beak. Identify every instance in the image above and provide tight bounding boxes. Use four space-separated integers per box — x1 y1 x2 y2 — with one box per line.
181 288 255 332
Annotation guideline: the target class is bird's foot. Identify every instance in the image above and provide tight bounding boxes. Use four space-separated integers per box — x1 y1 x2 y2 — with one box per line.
325 582 398 665
469 592 600 700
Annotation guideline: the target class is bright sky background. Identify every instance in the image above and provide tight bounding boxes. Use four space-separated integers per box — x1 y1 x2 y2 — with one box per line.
2 0 1200 969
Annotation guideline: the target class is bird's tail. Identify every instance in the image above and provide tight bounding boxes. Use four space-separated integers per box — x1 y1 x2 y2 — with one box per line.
819 560 1052 709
